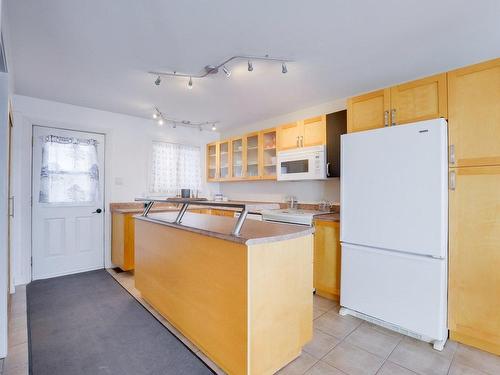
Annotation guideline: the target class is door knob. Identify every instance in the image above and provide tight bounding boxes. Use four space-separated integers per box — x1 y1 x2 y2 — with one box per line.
92 208 102 214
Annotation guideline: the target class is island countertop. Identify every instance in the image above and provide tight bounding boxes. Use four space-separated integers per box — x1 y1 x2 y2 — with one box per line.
135 211 314 245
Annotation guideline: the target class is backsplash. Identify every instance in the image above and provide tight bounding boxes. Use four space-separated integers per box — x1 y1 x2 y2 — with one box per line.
219 178 340 205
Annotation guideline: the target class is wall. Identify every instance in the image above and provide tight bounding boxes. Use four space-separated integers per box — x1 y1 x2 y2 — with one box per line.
219 98 346 204
10 95 220 286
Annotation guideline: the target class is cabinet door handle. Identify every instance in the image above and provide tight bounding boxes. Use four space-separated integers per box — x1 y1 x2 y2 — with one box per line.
326 162 331 177
384 111 389 127
391 109 396 126
296 136 299 147
449 170 456 191
300 136 304 147
449 144 456 165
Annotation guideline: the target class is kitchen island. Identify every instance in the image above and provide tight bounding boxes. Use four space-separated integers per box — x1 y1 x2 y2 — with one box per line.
134 207 314 375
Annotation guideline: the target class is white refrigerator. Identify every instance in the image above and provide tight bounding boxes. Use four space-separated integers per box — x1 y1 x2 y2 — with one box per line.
339 118 448 350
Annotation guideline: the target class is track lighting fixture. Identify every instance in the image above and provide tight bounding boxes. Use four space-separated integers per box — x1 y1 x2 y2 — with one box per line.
222 66 231 77
149 54 292 89
151 107 218 131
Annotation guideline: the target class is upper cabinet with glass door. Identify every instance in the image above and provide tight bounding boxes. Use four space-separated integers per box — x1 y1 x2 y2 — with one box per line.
244 132 261 180
206 142 218 181
218 140 230 180
231 137 244 180
261 128 277 179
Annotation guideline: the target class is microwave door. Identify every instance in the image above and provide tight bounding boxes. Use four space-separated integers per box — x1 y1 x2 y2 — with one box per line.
279 157 312 180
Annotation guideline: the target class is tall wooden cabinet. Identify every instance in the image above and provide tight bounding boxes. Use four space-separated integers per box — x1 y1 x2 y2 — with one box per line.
347 74 447 133
448 58 500 355
448 166 500 355
448 58 500 167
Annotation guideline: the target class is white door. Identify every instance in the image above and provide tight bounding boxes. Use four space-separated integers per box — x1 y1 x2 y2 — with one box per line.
32 126 105 280
340 119 448 258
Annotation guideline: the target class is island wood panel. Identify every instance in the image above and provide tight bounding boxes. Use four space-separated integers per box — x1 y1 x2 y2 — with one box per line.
313 220 341 301
248 235 313 375
111 213 135 271
448 58 500 167
448 166 500 355
347 89 390 133
135 220 248 374
390 73 447 125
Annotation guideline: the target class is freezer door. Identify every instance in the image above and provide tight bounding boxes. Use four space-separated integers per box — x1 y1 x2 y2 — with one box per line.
340 243 448 341
340 119 448 258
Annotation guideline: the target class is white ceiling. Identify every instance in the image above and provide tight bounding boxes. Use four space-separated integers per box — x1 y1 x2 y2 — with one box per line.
4 0 500 129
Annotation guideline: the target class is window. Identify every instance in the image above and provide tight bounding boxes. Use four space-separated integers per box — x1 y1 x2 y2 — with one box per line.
150 141 201 194
39 135 100 203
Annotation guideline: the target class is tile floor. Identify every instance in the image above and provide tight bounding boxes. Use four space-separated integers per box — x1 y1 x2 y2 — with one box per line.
3 270 500 375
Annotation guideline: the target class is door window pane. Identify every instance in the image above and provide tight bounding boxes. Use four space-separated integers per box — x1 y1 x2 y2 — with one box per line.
39 135 99 203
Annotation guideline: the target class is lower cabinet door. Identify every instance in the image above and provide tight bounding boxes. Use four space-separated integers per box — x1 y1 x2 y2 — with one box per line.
449 166 500 355
313 220 341 300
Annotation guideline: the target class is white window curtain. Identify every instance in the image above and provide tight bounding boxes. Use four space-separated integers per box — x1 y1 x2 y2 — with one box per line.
39 135 100 203
150 141 201 194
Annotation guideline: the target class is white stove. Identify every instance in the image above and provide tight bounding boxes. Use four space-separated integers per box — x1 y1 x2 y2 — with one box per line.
261 209 325 226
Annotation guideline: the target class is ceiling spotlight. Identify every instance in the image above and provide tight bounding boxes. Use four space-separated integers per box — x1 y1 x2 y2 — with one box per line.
154 75 161 86
158 118 164 126
188 76 193 89
222 65 231 77
172 122 177 128
211 124 217 131
281 62 288 74
247 61 253 72
153 112 158 119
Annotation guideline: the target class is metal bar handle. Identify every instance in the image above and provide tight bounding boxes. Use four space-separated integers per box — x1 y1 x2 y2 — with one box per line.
391 109 396 126
384 111 389 127
232 209 248 236
449 144 456 165
449 170 456 191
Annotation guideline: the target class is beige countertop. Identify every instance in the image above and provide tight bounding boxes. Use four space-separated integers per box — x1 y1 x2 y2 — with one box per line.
111 201 280 215
135 211 314 245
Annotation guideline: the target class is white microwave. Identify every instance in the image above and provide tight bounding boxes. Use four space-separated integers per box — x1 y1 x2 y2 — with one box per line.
277 145 327 181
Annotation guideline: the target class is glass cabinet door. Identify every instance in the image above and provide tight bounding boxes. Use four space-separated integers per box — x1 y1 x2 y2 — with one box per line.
207 143 217 180
231 138 243 179
261 129 277 179
218 141 229 179
245 133 260 178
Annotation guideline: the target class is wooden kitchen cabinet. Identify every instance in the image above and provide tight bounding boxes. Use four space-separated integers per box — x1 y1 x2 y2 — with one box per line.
111 212 135 271
448 58 500 167
390 73 447 125
347 89 390 133
207 142 218 181
302 115 326 147
313 219 341 301
231 137 244 180
218 140 231 180
276 122 301 150
276 116 326 150
347 73 447 133
448 166 500 355
244 132 261 179
260 128 277 179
